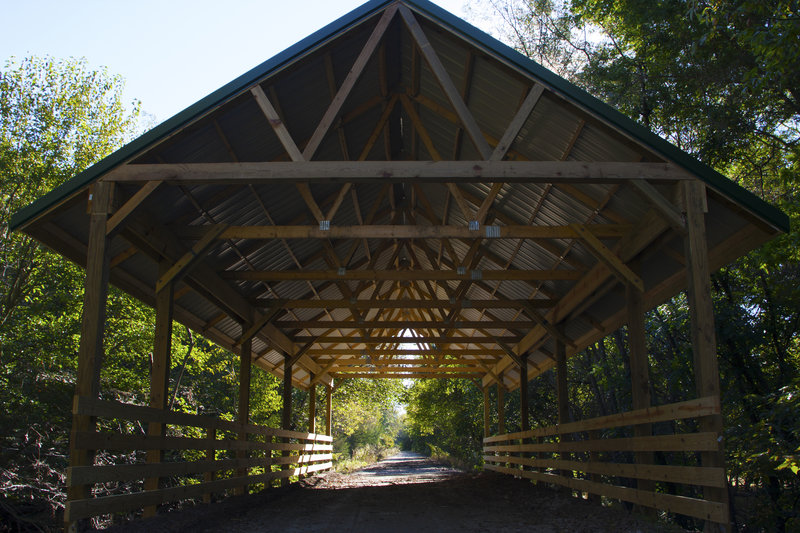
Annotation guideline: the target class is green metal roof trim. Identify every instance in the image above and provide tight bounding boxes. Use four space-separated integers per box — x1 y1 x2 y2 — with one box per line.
11 0 789 233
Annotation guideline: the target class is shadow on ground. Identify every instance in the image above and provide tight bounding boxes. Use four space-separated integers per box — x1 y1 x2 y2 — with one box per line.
101 452 683 533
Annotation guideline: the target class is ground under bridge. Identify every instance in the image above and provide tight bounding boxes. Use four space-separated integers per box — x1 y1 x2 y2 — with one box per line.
9 0 788 531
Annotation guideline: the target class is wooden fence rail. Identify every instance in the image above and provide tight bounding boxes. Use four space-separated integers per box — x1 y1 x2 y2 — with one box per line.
65 397 333 523
483 396 728 525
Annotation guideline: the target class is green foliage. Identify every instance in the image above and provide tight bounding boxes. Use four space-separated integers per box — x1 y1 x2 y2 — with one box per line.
469 1 800 528
329 379 404 456
402 379 484 465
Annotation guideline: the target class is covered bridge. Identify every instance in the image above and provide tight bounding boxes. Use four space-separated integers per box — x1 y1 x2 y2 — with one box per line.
11 0 788 531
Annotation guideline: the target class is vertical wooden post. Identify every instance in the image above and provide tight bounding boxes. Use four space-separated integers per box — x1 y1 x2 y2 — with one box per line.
325 382 333 436
519 355 529 432
203 427 216 504
235 324 252 495
308 377 317 434
281 356 293 487
482 386 490 439
143 260 174 518
555 337 572 485
588 429 601 503
65 182 112 531
519 355 529 473
683 181 730 532
497 381 505 435
627 283 655 498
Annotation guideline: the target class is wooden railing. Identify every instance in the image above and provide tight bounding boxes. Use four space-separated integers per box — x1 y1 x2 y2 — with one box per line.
65 397 333 523
483 397 728 525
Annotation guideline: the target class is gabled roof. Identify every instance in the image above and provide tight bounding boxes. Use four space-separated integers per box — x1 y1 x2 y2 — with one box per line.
12 0 788 389
10 0 788 233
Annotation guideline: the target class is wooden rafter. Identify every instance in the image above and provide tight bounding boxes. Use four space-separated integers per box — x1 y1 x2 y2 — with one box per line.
104 161 693 183
302 5 398 160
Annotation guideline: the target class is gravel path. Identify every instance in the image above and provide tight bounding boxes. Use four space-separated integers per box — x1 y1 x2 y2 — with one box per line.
104 452 682 532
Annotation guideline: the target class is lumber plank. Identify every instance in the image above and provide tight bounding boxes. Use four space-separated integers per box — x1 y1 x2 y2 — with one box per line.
65 462 332 522
103 161 693 184
481 456 726 488
73 397 333 441
483 396 720 442
221 269 583 282
105 180 162 235
155 223 229 293
482 432 720 453
250 85 304 162
73 432 333 452
303 5 398 160
484 466 727 523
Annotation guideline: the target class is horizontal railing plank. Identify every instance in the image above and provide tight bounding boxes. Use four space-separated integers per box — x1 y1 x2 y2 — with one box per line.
73 432 333 452
482 456 726 488
271 453 333 466
65 461 332 522
484 465 727 523
67 456 271 486
74 397 332 442
483 432 719 454
484 397 720 443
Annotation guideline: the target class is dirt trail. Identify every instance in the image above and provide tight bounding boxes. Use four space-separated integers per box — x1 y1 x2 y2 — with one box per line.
105 452 681 532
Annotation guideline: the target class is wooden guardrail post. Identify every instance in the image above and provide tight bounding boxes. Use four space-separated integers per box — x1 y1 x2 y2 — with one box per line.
627 282 656 511
203 427 217 503
683 181 731 532
325 382 333 436
143 260 174 518
588 429 601 504
281 356 293 487
308 376 317 433
555 336 572 490
65 182 112 532
497 379 508 468
235 321 252 496
482 386 490 439
519 358 530 474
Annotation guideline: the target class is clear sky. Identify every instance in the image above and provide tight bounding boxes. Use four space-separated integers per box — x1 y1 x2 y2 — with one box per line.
1 0 491 125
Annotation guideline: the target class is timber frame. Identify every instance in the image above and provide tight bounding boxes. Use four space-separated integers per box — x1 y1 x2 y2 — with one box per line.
11 1 787 531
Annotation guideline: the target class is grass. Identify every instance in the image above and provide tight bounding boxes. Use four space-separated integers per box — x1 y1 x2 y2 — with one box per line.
333 445 400 474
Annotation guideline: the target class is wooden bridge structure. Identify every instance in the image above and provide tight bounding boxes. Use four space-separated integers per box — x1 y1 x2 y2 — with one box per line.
10 1 788 531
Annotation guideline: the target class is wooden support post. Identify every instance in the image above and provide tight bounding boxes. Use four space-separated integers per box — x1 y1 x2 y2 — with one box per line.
497 381 506 435
235 321 252 495
482 386 490 439
683 181 731 532
144 261 174 518
519 355 529 472
588 429 601 504
325 382 333 436
519 356 529 432
555 337 572 487
281 356 293 487
66 182 112 532
627 283 656 500
308 376 317 434
203 428 216 504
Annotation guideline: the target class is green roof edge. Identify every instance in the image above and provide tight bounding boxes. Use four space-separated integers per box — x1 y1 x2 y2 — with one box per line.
11 0 789 234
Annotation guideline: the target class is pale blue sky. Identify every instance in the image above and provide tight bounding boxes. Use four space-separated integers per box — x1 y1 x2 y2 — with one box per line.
1 0 490 125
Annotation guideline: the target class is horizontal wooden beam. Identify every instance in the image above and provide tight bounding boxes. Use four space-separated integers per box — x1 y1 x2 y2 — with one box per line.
295 335 520 344
307 348 505 356
255 298 555 310
330 357 498 366
333 372 480 379
333 366 483 374
176 224 629 241
103 161 693 184
221 269 583 282
275 320 534 330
